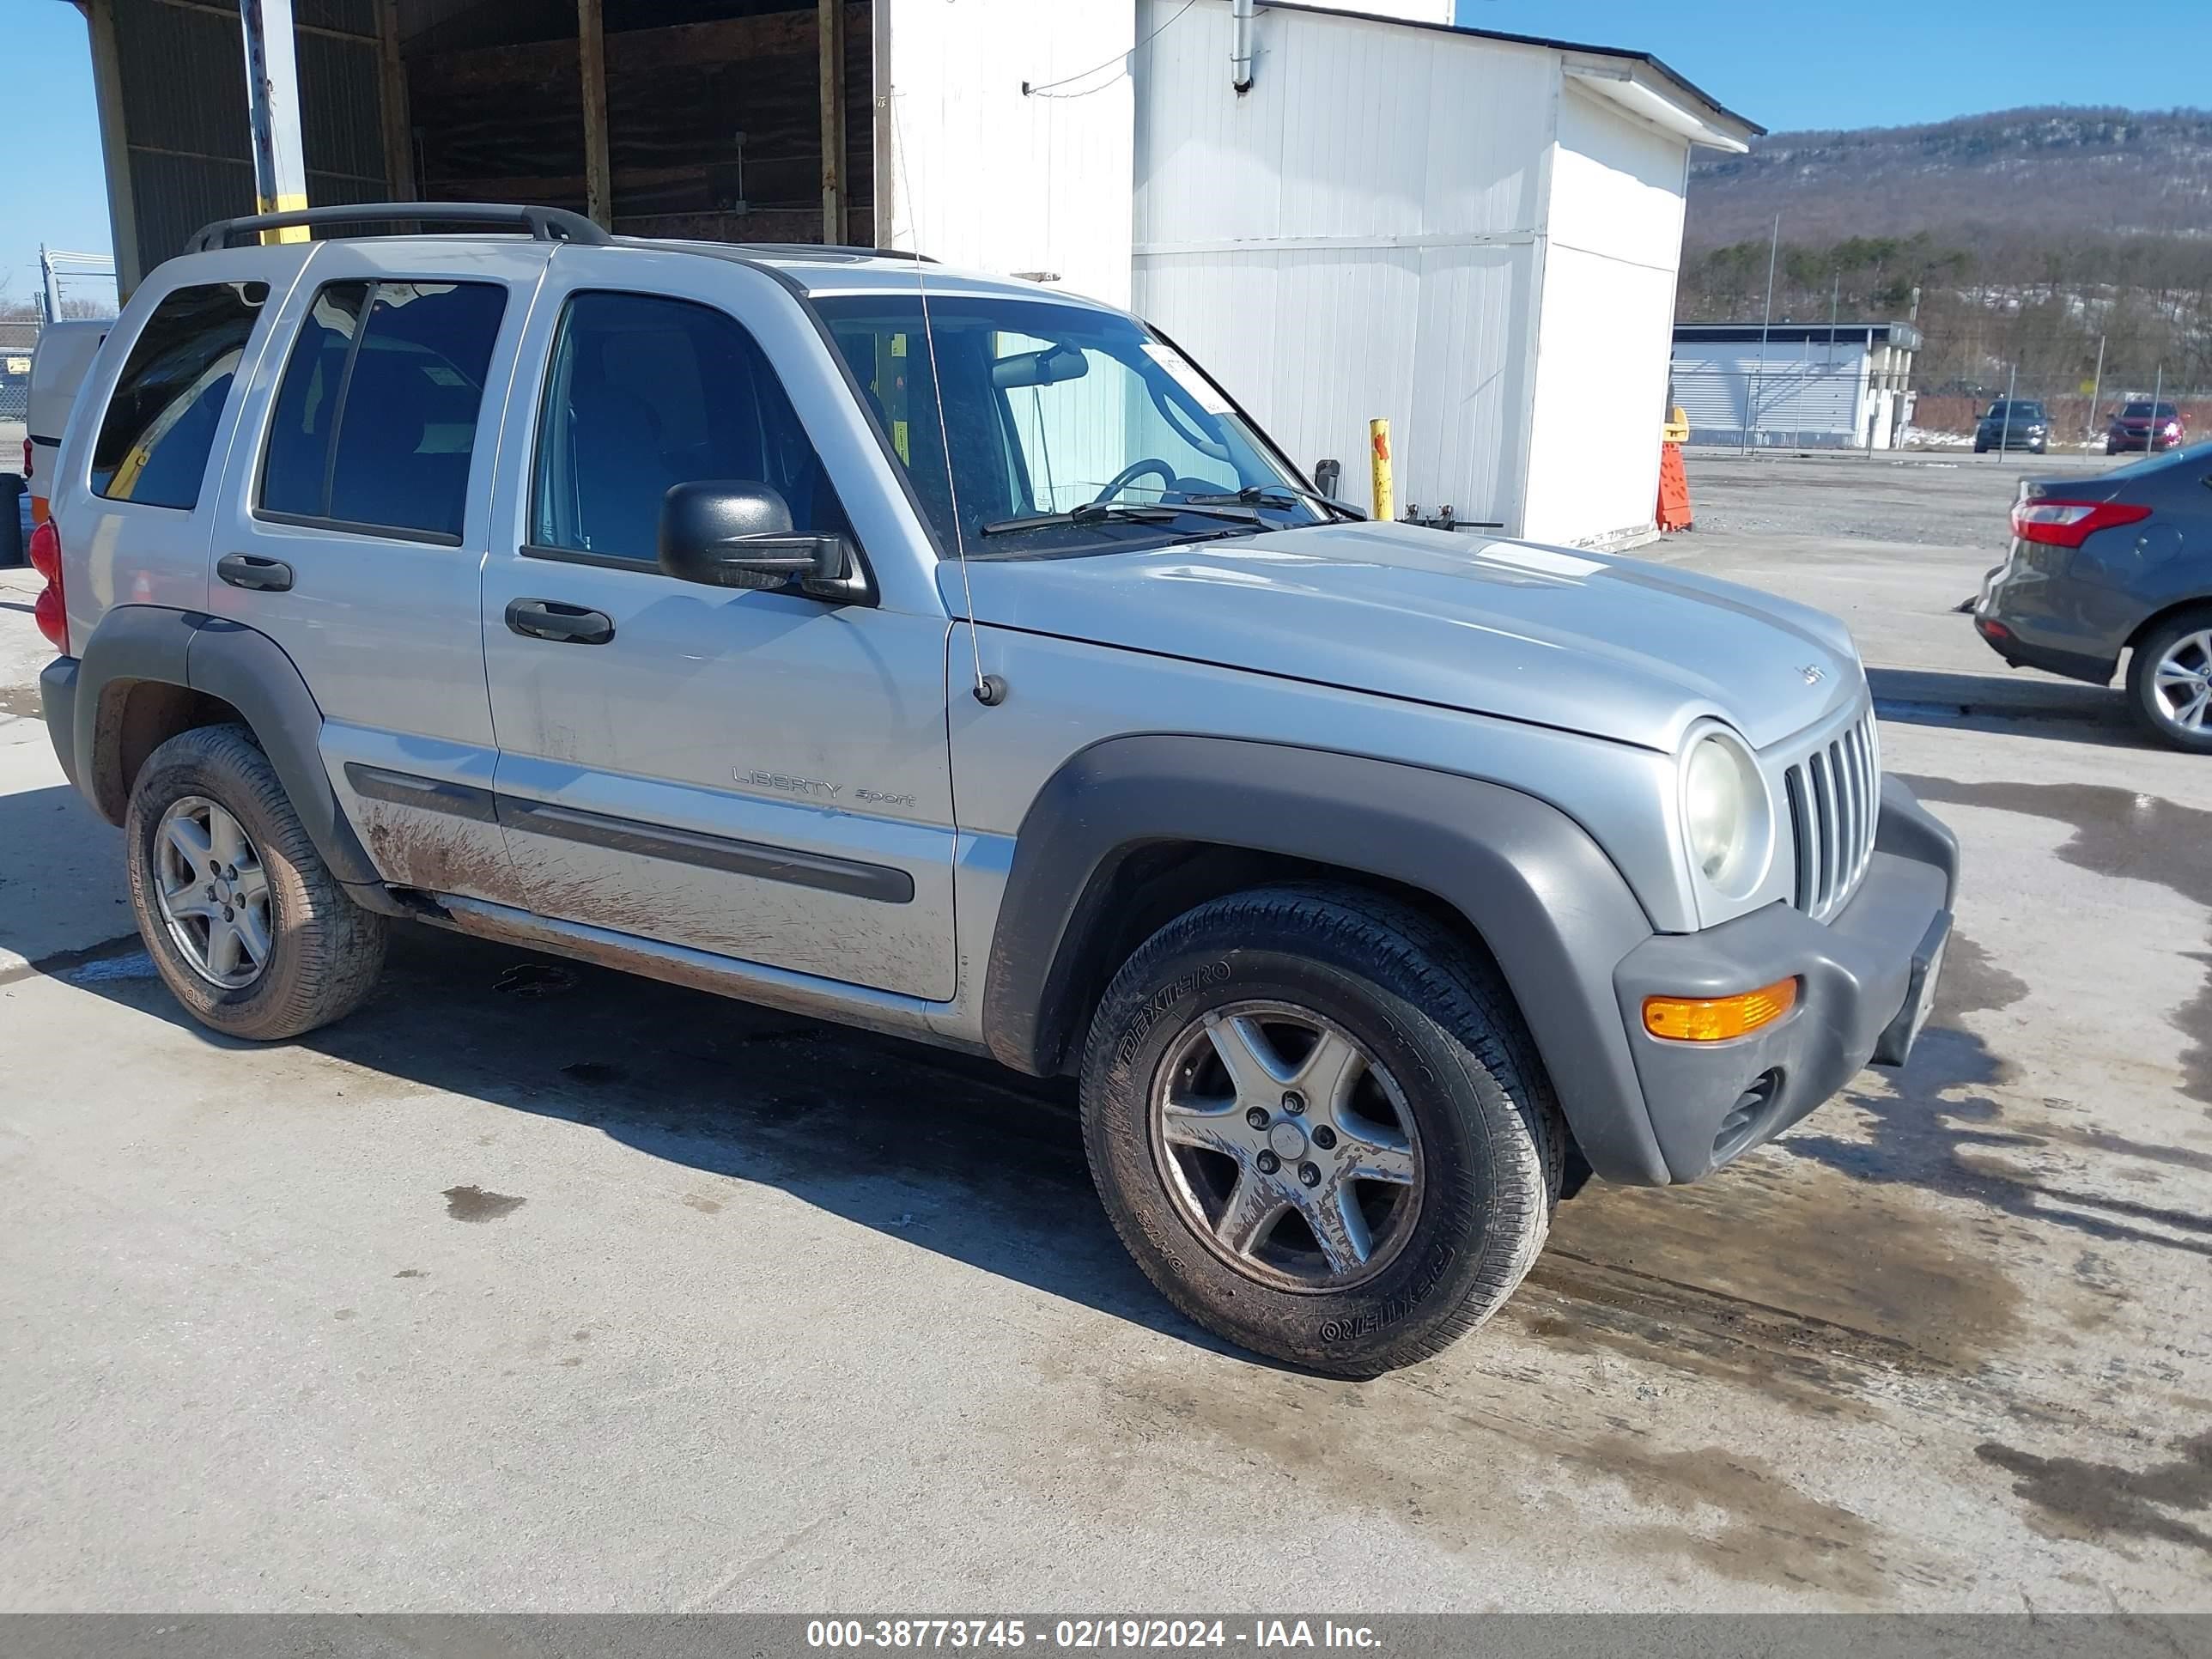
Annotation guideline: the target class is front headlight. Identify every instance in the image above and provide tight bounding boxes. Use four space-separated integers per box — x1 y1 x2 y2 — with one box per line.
1680 726 1772 901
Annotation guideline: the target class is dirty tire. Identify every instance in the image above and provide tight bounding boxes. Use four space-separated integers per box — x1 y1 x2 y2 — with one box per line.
1079 884 1562 1378
126 723 387 1040
2125 605 2212 754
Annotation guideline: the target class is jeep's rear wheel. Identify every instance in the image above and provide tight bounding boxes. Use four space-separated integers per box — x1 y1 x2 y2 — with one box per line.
126 724 387 1040
1079 886 1561 1377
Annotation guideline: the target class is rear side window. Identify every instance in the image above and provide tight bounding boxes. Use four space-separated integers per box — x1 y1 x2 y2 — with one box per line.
529 290 848 564
258 280 506 544
92 281 268 509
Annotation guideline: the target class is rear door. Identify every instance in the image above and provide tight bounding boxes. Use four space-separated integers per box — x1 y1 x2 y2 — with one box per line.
477 247 957 1000
206 239 552 902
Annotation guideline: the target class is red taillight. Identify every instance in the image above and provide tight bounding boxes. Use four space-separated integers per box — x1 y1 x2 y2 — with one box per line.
2010 499 2153 550
27 521 69 654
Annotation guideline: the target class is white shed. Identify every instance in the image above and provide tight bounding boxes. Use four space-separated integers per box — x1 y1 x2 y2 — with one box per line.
872 2 1754 547
1122 3 1757 548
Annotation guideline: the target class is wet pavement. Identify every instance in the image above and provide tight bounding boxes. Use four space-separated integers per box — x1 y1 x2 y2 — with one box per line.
1 467 2209 1610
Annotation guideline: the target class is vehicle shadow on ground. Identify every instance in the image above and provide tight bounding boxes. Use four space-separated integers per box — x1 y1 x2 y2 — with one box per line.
43 919 1260 1364
1867 665 2142 748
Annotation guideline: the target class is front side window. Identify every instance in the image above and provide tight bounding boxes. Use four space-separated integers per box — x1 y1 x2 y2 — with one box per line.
92 281 269 509
531 290 850 565
813 295 1322 558
259 279 506 543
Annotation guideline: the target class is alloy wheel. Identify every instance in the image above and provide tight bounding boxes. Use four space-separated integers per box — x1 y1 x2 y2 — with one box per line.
152 795 274 989
1149 1000 1422 1291
2151 630 2212 736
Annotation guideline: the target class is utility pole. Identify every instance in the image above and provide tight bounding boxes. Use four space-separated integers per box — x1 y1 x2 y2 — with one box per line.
2151 364 2166 453
1999 362 2016 458
1826 270 1840 443
238 0 309 240
2087 333 2106 444
1742 213 1779 453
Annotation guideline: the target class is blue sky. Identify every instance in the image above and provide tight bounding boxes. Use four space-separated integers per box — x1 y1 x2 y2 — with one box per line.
1456 0 2212 132
5 2 2210 306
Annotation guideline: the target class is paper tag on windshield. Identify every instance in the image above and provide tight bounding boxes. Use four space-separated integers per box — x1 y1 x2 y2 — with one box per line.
1141 343 1234 415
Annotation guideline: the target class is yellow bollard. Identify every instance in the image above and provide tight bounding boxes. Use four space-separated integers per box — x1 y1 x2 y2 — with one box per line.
1369 417 1393 521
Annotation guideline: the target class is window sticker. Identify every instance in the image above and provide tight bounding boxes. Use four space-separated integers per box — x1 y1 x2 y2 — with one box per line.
1140 342 1233 415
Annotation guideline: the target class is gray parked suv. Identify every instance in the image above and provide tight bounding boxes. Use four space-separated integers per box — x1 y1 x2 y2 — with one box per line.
30 205 1958 1376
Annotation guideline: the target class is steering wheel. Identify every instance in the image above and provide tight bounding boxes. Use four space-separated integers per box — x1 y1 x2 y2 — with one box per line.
1091 458 1179 507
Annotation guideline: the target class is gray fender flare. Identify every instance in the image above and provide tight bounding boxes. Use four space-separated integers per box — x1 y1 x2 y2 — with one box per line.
70 605 390 901
978 735 1672 1185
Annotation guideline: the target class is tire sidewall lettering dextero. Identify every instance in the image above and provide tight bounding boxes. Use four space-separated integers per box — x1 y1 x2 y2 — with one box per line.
1079 886 1559 1378
125 723 387 1042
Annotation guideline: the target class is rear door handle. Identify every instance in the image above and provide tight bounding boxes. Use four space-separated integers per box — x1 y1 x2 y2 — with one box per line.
506 598 616 645
217 553 294 592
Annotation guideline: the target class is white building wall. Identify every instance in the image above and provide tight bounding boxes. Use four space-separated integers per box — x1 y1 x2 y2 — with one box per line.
1131 0 1554 529
880 0 1136 309
1520 86 1689 547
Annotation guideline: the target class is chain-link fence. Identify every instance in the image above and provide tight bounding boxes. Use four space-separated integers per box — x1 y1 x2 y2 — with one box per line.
0 321 37 424
1902 378 2209 456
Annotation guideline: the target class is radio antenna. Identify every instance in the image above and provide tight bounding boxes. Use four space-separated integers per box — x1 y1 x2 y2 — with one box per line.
891 94 995 706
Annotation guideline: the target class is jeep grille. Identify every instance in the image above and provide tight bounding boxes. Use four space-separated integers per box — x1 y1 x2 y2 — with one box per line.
1784 706 1879 921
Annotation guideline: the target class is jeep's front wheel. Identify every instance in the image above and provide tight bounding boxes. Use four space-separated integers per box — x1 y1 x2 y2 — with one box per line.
1079 886 1561 1377
126 724 388 1041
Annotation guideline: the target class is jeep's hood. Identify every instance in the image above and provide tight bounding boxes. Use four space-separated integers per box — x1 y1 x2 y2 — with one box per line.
949 522 1863 753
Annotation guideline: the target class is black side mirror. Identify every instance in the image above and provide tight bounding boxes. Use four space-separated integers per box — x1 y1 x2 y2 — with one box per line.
658 480 860 599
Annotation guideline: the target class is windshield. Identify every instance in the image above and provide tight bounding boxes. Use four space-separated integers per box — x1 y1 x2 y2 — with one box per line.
1988 402 2043 419
2123 402 2179 419
812 293 1324 557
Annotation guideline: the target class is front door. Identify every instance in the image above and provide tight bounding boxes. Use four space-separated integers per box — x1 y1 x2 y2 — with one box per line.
479 252 957 1000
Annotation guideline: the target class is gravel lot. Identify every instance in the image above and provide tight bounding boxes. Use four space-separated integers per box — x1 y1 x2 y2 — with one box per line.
2 453 2209 1613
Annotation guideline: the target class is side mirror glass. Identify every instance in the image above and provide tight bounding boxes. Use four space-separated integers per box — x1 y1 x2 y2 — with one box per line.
658 480 859 598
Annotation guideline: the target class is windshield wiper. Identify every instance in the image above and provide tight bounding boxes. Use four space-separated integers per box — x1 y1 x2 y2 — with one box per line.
978 500 1266 537
1182 484 1365 522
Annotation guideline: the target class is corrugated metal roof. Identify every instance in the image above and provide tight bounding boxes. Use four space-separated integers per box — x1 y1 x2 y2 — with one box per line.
1254 1 1764 137
1676 321 1922 350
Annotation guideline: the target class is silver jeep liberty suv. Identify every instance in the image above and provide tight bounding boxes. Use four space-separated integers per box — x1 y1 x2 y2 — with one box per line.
31 204 1957 1377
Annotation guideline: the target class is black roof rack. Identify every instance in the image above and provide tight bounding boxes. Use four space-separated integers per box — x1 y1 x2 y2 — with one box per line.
728 243 938 264
185 202 611 254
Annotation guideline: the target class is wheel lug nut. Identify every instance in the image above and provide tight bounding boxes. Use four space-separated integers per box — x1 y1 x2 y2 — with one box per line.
1245 1107 1270 1130
1298 1161 1321 1188
224 865 237 881
1311 1125 1337 1151
1281 1091 1304 1115
1255 1150 1281 1176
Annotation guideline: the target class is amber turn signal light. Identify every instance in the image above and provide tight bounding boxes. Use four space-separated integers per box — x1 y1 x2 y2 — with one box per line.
1643 977 1798 1042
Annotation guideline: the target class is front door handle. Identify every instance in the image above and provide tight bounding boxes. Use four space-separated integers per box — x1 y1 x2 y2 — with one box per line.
506 598 616 645
217 553 294 592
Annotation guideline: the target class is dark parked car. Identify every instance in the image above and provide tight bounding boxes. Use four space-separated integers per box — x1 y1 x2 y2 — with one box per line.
1975 398 2048 454
1975 440 2212 750
2107 400 2187 455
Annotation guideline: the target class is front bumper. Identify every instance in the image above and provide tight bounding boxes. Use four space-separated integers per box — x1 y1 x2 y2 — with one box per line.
1608 775 1960 1182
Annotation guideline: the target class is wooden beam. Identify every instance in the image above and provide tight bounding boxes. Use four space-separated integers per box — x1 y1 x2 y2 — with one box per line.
818 0 846 244
377 0 414 199
577 0 612 230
